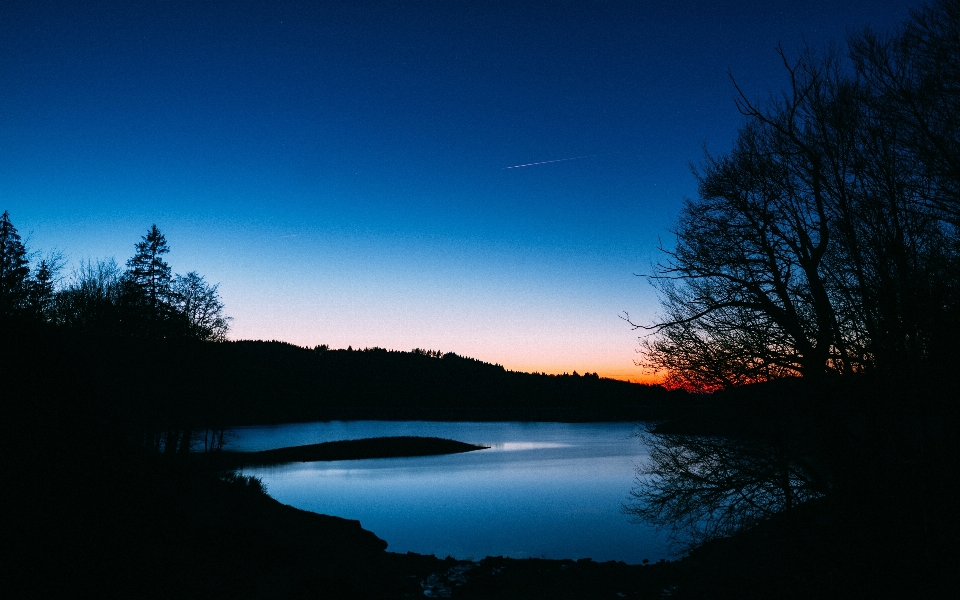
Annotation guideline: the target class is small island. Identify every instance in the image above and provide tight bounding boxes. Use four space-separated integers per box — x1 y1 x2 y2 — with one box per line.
217 436 489 468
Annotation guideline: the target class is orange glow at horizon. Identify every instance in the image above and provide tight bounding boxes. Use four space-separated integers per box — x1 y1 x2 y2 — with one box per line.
596 368 662 385
506 364 662 385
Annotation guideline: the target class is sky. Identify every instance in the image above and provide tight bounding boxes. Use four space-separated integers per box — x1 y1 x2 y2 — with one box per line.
1 0 923 382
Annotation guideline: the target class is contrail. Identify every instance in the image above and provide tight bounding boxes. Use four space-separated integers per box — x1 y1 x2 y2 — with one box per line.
504 154 597 169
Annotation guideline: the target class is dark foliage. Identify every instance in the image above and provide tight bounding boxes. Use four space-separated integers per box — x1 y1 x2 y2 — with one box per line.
620 371 960 597
126 223 173 313
4 321 402 599
0 216 231 342
0 209 30 317
631 0 960 391
619 6 960 592
3 320 691 599
172 340 681 425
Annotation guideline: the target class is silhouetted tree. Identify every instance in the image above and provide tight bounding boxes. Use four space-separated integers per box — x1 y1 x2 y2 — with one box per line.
631 3 960 389
172 272 230 342
42 227 232 347
26 252 65 321
126 224 172 316
52 259 142 334
200 426 235 453
0 210 30 318
847 0 960 368
851 0 960 225
632 65 859 388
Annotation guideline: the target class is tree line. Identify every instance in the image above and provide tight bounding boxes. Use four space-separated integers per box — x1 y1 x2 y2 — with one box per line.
629 0 960 390
183 340 679 425
0 213 229 341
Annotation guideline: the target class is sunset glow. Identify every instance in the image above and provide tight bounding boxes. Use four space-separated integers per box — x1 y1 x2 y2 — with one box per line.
2 0 920 381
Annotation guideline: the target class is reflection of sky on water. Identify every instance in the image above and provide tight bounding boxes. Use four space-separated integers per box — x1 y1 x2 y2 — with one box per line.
235 421 667 563
486 441 570 451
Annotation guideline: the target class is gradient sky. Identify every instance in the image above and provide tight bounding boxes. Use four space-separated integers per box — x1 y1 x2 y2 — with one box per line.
1 0 921 381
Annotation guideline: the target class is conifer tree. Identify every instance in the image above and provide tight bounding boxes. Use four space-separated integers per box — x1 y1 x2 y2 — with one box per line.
126 224 172 314
27 258 57 320
0 210 30 318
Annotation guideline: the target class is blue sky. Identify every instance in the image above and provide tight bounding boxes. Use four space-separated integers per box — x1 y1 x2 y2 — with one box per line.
1 0 921 380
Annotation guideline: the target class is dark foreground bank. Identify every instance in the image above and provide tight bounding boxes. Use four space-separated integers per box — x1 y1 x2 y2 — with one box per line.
15 429 954 600
8 325 957 598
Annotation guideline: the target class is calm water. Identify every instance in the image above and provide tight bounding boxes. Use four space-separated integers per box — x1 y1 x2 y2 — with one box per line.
231 421 668 563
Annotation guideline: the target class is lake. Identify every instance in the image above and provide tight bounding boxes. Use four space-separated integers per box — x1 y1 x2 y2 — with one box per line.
231 421 668 564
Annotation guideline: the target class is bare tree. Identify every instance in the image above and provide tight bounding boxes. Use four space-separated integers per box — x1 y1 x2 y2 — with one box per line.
632 20 958 388
632 61 860 388
850 0 960 225
171 271 231 342
52 259 127 332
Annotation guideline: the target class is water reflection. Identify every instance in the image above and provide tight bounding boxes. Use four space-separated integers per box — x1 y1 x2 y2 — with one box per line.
232 421 669 563
487 442 571 451
623 425 826 550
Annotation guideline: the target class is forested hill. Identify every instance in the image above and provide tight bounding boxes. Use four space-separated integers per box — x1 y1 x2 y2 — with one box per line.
6 324 683 426
0 212 681 424
193 341 683 424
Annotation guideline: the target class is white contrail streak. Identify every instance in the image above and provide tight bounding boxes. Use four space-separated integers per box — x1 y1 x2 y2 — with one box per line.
503 154 597 169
